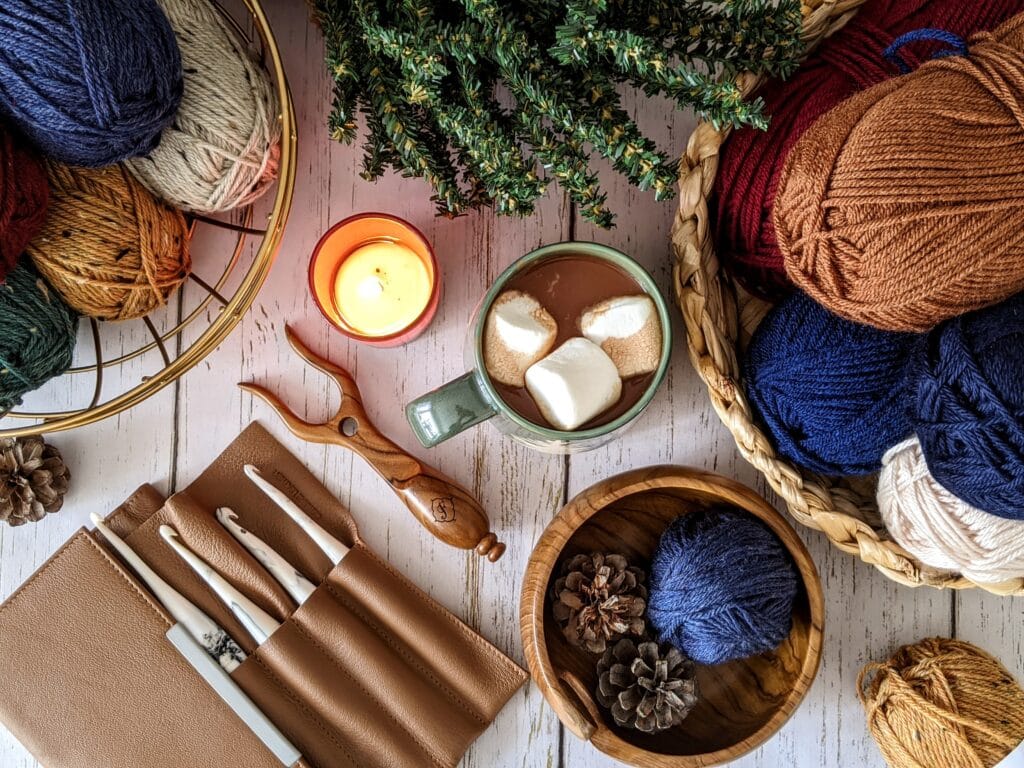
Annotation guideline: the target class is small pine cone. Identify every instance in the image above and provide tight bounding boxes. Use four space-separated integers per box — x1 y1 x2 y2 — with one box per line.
551 552 647 654
0 437 70 526
596 638 699 734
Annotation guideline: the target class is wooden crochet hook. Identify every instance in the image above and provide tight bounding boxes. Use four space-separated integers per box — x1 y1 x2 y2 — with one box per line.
239 325 505 562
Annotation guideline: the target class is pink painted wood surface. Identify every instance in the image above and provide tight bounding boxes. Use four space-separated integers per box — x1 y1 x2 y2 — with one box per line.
0 3 1021 767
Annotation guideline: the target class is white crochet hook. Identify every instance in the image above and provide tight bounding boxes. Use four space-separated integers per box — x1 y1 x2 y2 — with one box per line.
160 524 282 646
216 506 316 606
243 464 349 566
90 513 246 673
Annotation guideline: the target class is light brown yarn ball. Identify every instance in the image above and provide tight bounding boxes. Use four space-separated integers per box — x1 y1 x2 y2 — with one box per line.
859 638 1024 768
126 0 281 214
775 14 1024 332
27 162 190 321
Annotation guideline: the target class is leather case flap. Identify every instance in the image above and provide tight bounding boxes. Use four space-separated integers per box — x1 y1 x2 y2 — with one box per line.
0 530 284 768
2 422 526 768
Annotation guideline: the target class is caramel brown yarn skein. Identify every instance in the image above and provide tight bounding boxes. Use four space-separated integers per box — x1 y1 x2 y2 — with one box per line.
775 13 1024 332
27 162 190 321
859 638 1024 768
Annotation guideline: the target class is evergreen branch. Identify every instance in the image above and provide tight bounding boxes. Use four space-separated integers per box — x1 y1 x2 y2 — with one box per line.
311 0 363 142
368 11 546 216
520 117 612 228
552 1 770 129
311 0 802 226
462 2 677 215
557 0 801 78
359 103 399 179
354 1 470 215
441 23 611 221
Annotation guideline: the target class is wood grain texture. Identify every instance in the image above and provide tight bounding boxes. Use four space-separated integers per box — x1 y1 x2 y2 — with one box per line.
239 324 505 561
0 2 1021 767
521 466 824 768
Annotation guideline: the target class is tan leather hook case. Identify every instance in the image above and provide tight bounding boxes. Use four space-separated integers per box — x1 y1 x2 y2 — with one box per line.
0 423 526 768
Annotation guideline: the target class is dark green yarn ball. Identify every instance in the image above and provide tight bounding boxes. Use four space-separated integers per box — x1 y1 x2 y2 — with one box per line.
0 263 78 410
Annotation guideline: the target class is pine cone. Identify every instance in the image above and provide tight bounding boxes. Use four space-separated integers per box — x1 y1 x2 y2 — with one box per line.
551 552 646 654
596 638 699 734
0 437 70 526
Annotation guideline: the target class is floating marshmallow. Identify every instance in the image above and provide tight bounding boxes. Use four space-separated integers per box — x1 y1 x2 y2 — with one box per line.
525 337 622 431
484 290 558 387
581 295 662 378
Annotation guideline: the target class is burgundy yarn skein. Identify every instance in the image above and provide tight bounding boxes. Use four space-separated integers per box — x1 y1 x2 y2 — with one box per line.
0 125 48 280
713 0 1020 298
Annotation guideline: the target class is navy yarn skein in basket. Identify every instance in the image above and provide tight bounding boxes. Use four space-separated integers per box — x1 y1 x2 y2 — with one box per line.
744 292 920 476
648 511 799 666
0 0 183 167
913 292 1024 521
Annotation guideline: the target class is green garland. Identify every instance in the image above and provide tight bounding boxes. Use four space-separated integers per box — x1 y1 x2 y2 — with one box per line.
313 0 802 226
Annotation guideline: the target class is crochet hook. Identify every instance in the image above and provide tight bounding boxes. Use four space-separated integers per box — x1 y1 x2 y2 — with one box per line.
160 524 281 646
90 513 246 673
239 325 505 562
243 464 349 566
216 506 316 605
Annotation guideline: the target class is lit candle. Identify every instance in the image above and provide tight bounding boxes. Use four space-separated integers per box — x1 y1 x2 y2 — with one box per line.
332 240 431 336
309 214 440 346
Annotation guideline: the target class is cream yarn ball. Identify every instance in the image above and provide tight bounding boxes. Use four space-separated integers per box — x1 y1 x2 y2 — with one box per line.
127 0 281 213
878 437 1024 585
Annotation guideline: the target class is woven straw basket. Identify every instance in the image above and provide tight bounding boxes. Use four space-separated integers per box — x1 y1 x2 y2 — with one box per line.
671 0 1024 596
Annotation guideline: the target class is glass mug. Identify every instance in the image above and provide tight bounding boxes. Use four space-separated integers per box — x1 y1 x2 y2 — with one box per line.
405 242 672 454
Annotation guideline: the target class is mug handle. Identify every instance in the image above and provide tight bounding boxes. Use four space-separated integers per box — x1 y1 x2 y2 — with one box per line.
406 371 498 447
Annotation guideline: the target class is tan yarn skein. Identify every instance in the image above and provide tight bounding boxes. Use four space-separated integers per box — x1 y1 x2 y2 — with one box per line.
775 13 1024 332
27 163 190 321
126 0 281 214
859 638 1024 768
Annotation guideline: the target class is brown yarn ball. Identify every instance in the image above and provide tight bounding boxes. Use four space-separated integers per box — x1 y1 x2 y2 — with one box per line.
775 14 1024 332
859 638 1024 768
26 162 190 321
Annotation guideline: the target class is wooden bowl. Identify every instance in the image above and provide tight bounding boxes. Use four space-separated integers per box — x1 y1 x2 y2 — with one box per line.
520 466 824 767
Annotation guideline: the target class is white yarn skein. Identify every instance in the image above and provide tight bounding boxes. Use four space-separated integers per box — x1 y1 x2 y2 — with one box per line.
878 437 1024 585
127 0 281 214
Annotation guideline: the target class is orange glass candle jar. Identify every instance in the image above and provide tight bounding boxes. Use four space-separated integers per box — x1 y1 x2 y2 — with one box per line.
309 213 440 346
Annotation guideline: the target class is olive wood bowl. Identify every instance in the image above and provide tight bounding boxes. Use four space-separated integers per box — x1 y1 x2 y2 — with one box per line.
520 466 824 767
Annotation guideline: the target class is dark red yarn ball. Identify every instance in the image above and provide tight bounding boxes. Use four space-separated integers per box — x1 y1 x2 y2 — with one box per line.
0 124 49 280
714 0 1021 299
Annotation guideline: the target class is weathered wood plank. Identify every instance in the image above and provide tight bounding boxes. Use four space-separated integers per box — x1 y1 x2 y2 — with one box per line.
2 4 1023 768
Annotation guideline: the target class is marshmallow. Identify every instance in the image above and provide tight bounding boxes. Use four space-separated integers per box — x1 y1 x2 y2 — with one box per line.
484 290 557 387
525 337 622 431
581 295 662 378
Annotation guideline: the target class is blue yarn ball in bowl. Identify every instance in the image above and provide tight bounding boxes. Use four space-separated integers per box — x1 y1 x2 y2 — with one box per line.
913 292 1024 520
0 0 183 167
648 510 800 666
744 292 920 476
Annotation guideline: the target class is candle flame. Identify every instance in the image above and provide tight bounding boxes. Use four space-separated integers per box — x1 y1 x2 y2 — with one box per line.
357 275 385 300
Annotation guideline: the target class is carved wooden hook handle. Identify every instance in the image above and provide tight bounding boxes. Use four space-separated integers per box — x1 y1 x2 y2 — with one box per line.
241 326 506 562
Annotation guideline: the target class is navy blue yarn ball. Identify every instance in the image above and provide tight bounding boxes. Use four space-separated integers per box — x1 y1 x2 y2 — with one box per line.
913 293 1024 520
744 292 920 476
0 0 183 167
648 511 800 666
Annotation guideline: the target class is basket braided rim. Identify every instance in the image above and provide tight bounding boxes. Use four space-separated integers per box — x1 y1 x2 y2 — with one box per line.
670 0 1024 596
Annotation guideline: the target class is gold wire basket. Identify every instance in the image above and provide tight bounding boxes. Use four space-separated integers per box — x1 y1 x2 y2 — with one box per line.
0 0 296 439
671 0 1024 595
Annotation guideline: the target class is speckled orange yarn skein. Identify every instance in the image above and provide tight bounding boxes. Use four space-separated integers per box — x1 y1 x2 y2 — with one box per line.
27 162 190 321
775 13 1024 332
859 638 1024 768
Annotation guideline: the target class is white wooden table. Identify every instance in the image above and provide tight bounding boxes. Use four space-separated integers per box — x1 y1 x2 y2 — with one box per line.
1 4 1022 766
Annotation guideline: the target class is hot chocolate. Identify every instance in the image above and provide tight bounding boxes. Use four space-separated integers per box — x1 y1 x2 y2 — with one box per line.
485 253 661 430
